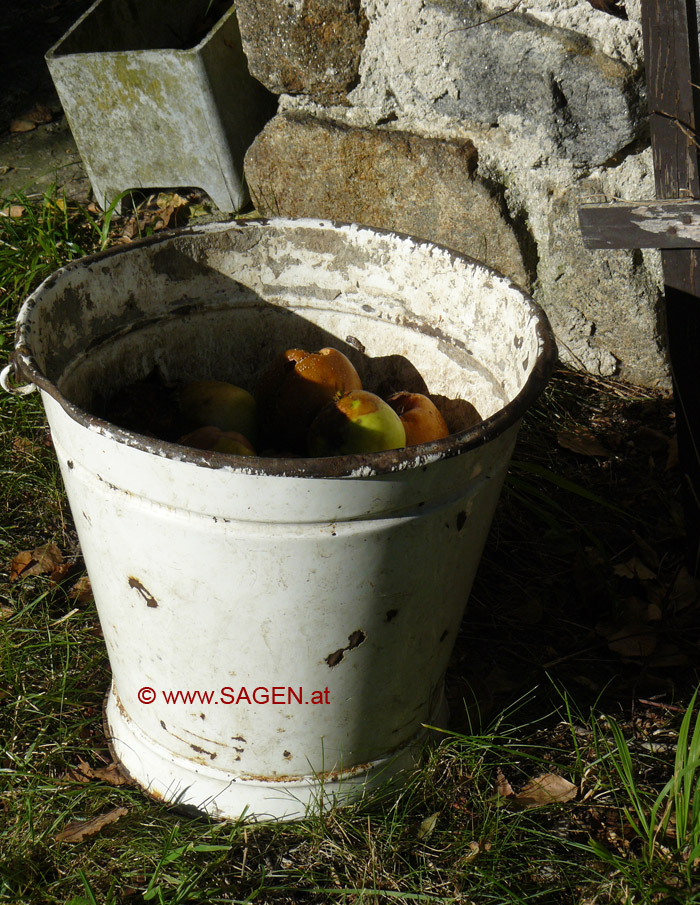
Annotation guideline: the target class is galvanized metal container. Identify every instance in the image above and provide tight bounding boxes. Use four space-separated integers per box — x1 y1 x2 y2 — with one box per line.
10 219 556 821
45 0 274 212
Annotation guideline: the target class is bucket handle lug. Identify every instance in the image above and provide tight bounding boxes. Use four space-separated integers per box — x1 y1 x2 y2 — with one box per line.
1 362 36 396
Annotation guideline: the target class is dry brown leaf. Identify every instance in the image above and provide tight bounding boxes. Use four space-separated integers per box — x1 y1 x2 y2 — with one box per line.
613 557 657 581
0 204 26 218
0 604 14 620
9 119 36 133
665 436 679 471
50 561 72 584
557 429 611 457
24 103 53 124
495 768 514 799
56 806 128 842
11 436 36 456
605 621 657 659
10 543 63 581
670 567 698 612
93 763 129 786
513 773 577 808
69 574 93 603
647 644 690 669
67 758 128 786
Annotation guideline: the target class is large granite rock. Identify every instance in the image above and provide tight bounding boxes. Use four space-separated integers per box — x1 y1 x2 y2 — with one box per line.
244 111 531 288
234 0 368 104
347 0 645 167
237 0 668 386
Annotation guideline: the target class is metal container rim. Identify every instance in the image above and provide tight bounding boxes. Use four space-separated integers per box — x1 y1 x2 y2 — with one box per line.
45 0 238 62
13 217 558 479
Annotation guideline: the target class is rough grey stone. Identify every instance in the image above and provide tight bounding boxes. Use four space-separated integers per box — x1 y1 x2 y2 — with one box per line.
355 0 645 167
528 153 667 385
440 10 643 166
244 111 531 289
234 0 368 104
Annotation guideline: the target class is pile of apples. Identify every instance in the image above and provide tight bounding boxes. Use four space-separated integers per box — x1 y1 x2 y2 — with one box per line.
175 347 451 458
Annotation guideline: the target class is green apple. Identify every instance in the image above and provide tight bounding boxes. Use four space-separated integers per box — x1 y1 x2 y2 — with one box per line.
307 389 406 456
179 380 257 443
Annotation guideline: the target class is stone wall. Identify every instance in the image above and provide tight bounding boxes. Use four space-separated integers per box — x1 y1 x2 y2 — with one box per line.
236 0 668 387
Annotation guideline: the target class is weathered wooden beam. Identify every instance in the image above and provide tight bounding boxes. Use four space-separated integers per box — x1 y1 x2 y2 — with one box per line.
641 0 700 293
642 0 700 569
579 199 700 249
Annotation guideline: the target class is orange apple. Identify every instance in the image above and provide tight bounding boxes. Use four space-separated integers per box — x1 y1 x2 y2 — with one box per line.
177 425 255 456
386 391 449 446
257 347 362 451
307 389 406 456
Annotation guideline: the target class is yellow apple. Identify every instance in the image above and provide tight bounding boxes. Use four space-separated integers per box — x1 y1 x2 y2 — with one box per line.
179 380 257 444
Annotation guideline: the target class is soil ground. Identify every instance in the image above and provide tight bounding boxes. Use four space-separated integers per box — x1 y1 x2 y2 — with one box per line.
0 0 97 201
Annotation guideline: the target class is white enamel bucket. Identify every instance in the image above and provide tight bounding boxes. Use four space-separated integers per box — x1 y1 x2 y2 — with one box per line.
9 219 556 821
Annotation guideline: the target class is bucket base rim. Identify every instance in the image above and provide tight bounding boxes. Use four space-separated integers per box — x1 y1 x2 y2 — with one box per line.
103 685 444 822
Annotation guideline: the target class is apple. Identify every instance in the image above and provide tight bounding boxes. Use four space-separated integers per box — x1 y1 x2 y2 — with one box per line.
257 347 362 451
177 425 255 456
307 389 406 456
386 391 449 446
179 380 257 443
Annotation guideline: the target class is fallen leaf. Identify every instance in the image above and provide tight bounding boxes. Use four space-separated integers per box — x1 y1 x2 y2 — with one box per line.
605 621 657 659
461 840 482 863
50 561 72 584
495 768 514 799
0 604 14 620
67 758 128 786
670 567 697 612
69 574 93 603
24 103 53 124
417 812 439 839
647 644 690 669
11 437 36 456
557 429 611 457
9 119 36 133
56 806 128 842
613 557 657 581
0 204 26 218
92 763 129 786
10 543 63 581
513 773 577 808
10 103 53 132
631 531 661 572
665 437 679 471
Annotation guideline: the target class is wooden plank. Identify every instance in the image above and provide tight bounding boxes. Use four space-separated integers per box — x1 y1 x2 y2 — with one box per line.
642 0 700 567
579 199 700 248
641 0 700 293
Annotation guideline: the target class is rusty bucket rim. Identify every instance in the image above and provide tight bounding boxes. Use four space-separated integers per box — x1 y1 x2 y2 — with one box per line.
13 216 558 479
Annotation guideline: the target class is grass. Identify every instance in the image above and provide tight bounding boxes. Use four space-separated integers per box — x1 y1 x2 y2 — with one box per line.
1 186 700 904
